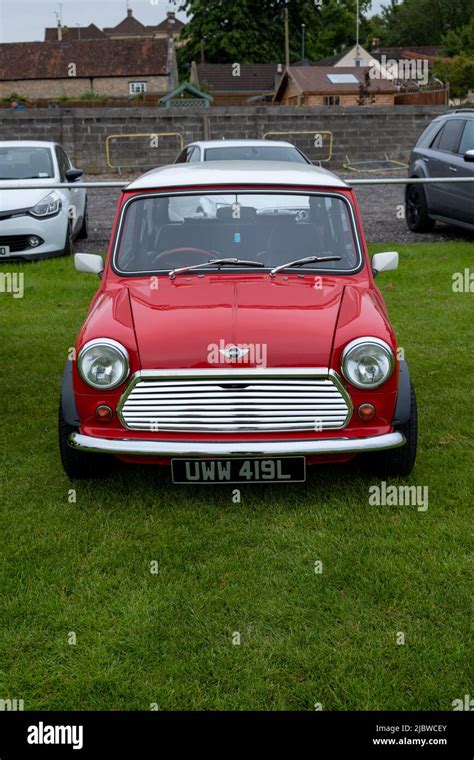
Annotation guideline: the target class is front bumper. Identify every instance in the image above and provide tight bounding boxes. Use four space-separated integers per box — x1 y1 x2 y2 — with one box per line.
68 431 406 457
0 211 67 260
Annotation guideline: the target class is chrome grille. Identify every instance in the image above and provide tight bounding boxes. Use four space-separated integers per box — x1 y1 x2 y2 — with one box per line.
118 370 352 433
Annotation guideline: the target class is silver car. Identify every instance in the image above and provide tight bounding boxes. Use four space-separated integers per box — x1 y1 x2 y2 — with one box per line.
406 110 474 233
0 140 87 261
174 139 311 164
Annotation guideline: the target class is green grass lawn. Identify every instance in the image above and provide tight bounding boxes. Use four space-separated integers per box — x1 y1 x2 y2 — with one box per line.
0 243 472 711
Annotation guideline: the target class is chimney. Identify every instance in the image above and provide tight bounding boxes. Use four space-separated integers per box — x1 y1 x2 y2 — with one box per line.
127 7 133 17
57 20 62 42
167 11 176 19
372 37 380 52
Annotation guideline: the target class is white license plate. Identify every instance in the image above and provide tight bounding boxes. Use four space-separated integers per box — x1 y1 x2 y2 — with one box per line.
171 457 306 484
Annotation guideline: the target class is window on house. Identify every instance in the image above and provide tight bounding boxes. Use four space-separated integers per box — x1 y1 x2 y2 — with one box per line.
323 96 340 106
129 82 147 95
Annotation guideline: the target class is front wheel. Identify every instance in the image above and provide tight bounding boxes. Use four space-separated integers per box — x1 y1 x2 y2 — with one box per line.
406 184 435 233
76 199 88 240
59 402 113 479
364 382 418 477
62 219 74 256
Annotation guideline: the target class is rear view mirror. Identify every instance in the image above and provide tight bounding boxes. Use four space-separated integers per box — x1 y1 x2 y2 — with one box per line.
463 150 474 163
74 253 104 276
371 251 399 276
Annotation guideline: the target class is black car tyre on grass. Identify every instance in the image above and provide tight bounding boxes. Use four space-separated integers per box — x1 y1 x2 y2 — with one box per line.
406 184 435 233
76 199 88 240
59 402 113 479
364 382 418 477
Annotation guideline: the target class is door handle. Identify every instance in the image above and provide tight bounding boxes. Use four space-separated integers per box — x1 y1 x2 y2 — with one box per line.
449 166 458 173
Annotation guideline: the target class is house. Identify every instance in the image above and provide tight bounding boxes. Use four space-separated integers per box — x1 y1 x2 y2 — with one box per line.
104 8 184 42
273 67 396 106
44 23 107 42
44 9 185 44
191 62 284 105
317 44 377 68
0 37 177 99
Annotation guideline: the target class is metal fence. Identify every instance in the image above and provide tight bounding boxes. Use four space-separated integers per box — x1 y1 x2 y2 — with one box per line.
1 177 474 191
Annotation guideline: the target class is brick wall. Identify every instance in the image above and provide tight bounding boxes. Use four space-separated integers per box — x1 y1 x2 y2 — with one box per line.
0 76 169 99
0 105 447 173
304 93 395 106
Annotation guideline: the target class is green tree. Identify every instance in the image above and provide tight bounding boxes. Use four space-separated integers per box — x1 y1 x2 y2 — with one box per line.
364 0 474 47
173 0 372 66
433 55 474 103
442 18 474 56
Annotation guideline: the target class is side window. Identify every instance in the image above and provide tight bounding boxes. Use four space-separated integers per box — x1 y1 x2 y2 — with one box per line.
188 147 201 162
416 121 443 148
55 146 70 180
175 147 191 163
458 120 474 154
431 119 464 154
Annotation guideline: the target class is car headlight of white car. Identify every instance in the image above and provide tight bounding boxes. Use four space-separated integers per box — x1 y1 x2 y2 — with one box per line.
78 339 129 390
29 191 62 218
341 337 395 389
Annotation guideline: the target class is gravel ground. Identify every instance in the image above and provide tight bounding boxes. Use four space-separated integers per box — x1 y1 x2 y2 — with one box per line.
80 169 474 252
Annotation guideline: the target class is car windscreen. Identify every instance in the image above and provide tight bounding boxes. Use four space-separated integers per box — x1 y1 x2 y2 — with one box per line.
115 192 360 275
203 146 309 163
0 147 54 179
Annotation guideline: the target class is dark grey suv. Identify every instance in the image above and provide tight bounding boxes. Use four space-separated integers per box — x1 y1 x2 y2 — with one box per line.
406 110 474 232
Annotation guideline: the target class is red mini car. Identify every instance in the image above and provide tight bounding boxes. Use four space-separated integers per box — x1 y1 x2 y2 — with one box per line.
59 162 417 482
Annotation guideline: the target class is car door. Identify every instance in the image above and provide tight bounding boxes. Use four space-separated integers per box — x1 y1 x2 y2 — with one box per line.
425 119 465 218
56 146 84 233
446 119 474 224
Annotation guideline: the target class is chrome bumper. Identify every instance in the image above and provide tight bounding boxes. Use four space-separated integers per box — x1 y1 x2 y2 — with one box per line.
68 431 405 457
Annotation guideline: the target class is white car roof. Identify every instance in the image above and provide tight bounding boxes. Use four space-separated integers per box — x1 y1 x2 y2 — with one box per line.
0 140 57 148
126 161 348 191
186 140 297 149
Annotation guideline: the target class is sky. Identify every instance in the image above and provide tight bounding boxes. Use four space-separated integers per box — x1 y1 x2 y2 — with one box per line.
0 0 385 43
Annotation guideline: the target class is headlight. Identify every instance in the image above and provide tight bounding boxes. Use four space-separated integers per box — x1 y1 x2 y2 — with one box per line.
341 337 394 389
78 339 129 390
30 191 62 218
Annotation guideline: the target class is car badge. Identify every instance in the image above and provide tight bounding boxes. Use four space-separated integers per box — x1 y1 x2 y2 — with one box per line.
219 345 250 362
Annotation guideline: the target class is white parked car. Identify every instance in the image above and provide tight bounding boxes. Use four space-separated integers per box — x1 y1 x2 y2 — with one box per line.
174 139 311 164
0 141 87 261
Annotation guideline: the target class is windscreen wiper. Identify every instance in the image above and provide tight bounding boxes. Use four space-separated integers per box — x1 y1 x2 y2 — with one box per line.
169 258 264 279
269 255 342 277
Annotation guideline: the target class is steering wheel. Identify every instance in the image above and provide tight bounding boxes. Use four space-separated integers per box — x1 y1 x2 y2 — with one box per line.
150 247 220 267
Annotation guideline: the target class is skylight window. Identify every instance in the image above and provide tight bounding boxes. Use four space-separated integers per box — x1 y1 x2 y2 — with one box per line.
326 74 359 84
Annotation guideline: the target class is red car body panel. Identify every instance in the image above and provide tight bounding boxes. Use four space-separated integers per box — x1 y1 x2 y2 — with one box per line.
71 182 400 466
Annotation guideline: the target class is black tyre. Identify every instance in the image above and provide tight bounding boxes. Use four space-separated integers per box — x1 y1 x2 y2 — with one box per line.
59 401 113 479
76 199 88 240
364 382 418 478
63 219 74 256
405 184 435 233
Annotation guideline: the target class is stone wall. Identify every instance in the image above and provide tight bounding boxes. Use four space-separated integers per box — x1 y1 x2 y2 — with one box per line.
0 105 447 173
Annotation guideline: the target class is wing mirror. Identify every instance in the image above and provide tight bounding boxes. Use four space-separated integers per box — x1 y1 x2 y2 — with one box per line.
371 251 399 276
65 168 84 182
74 253 104 277
463 149 474 163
